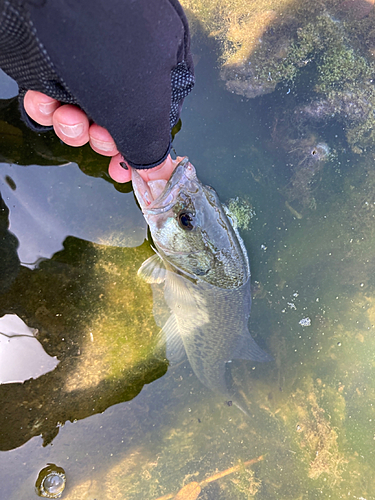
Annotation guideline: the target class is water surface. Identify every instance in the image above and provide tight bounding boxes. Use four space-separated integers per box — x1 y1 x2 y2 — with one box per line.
1 10 375 499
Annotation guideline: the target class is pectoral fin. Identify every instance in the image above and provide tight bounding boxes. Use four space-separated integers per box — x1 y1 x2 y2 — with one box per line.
138 254 166 283
232 331 273 362
158 313 186 363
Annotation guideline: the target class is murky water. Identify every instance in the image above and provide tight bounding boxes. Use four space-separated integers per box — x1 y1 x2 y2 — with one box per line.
1 4 375 499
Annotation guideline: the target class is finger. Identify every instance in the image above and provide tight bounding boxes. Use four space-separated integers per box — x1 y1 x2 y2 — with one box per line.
138 154 179 182
23 90 61 126
108 154 131 183
52 105 90 147
89 123 119 156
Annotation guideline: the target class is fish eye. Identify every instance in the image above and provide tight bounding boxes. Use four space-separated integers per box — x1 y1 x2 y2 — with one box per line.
178 211 194 230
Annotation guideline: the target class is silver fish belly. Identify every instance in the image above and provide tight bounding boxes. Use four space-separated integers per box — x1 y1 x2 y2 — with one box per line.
164 271 270 394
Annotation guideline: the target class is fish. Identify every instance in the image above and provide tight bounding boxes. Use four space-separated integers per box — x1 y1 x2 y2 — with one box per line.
131 157 272 404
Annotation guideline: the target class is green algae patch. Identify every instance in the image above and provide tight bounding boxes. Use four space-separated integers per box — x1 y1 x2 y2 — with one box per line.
63 239 162 390
226 196 256 231
47 236 166 392
181 0 339 94
228 463 262 499
182 0 303 65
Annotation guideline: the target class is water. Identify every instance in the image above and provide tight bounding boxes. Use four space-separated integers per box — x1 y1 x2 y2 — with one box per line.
1 9 375 499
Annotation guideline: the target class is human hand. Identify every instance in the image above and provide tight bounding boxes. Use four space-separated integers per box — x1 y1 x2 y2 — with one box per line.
23 90 176 183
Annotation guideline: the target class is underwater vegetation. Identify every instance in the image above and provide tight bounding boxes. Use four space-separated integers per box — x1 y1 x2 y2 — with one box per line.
227 196 256 231
182 0 375 124
151 455 263 500
181 0 375 208
289 12 375 155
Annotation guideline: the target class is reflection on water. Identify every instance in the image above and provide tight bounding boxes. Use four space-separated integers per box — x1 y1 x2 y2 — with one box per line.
0 314 59 384
0 161 145 267
1 2 375 498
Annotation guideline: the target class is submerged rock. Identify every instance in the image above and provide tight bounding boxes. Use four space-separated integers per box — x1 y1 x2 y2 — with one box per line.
271 117 333 208
286 140 331 207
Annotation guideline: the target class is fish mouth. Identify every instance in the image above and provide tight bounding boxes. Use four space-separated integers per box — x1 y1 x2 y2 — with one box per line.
131 157 196 214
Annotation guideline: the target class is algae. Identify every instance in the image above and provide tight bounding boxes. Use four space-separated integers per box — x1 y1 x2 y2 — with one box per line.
229 463 262 499
182 0 375 155
227 196 256 231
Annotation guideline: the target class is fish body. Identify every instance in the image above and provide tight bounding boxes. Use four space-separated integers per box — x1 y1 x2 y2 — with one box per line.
132 158 271 397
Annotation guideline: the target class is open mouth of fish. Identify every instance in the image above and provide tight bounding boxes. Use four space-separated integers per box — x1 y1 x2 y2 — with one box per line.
131 157 195 214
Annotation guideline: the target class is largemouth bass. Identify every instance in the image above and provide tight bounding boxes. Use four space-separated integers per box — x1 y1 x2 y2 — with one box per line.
132 158 271 400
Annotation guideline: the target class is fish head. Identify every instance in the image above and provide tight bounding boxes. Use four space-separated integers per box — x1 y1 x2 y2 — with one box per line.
132 158 249 287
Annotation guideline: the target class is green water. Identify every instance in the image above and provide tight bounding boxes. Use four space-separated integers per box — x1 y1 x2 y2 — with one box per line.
1 22 375 500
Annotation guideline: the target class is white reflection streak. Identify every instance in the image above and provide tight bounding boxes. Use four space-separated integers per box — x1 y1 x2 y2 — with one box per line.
0 314 59 384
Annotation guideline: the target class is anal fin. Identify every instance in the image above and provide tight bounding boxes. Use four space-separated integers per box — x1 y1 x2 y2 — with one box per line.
232 331 273 363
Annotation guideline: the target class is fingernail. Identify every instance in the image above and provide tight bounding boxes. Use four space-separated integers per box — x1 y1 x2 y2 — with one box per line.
90 137 116 152
57 123 84 138
38 101 57 115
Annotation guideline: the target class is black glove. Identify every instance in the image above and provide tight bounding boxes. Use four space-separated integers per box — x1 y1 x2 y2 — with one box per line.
0 0 194 168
